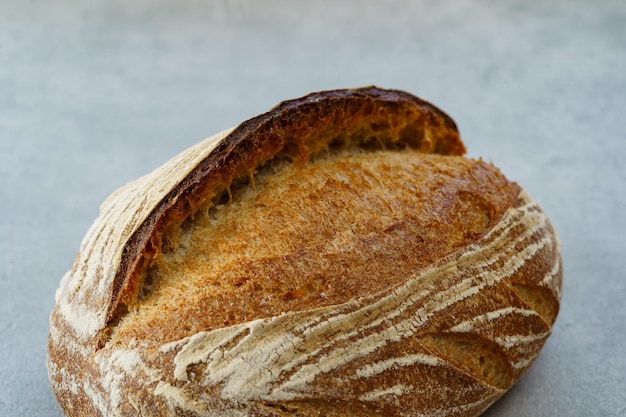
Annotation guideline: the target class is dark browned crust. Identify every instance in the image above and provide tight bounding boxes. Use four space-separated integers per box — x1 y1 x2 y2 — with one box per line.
106 86 466 341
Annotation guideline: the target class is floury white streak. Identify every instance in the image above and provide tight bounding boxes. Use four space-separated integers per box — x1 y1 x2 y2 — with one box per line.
155 191 560 407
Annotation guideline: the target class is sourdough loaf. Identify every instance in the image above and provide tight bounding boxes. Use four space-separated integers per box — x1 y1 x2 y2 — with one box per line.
48 87 562 417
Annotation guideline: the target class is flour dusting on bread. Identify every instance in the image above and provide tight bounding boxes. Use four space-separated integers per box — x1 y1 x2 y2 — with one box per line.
48 87 561 417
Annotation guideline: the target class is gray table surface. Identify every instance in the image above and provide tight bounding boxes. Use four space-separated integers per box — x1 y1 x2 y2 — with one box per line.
1 1 625 416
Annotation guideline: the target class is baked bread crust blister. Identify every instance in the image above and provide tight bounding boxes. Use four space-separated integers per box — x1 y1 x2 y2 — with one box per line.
48 87 562 417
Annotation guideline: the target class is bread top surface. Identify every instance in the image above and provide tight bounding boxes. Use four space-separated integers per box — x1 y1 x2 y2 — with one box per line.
112 149 520 346
54 86 469 346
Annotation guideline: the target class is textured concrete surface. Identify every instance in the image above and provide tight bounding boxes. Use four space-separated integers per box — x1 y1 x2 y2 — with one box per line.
1 1 625 416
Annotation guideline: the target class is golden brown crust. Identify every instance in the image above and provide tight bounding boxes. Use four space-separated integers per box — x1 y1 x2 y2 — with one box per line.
48 87 561 417
109 86 466 330
112 152 522 346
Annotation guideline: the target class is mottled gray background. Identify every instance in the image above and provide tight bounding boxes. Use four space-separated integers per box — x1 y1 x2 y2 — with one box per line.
1 1 625 416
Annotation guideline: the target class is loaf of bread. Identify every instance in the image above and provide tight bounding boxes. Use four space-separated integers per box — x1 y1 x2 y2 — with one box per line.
48 87 562 417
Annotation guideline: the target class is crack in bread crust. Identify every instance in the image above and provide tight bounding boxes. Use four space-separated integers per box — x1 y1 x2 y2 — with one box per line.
103 87 467 335
111 149 521 346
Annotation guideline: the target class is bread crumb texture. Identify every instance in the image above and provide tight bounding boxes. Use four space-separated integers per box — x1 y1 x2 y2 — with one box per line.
47 87 562 417
113 150 520 346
